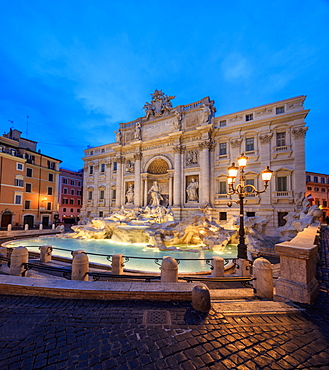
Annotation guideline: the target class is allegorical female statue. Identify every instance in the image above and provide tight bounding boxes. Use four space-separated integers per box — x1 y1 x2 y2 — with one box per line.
125 185 134 203
148 181 163 207
186 178 199 201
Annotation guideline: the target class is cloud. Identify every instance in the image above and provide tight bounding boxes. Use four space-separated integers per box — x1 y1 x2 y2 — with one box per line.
221 53 252 81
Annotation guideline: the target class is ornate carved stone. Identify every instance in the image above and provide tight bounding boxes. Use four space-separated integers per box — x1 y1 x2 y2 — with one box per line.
173 144 186 154
134 121 142 140
143 89 175 120
292 127 308 139
117 156 125 164
230 139 242 148
287 101 303 110
259 133 273 144
134 152 143 161
173 110 183 130
199 139 214 151
186 150 198 165
114 130 122 144
229 115 243 123
256 108 273 116
126 160 134 173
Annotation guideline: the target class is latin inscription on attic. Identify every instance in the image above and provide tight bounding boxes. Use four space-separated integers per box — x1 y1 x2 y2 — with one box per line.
142 119 175 140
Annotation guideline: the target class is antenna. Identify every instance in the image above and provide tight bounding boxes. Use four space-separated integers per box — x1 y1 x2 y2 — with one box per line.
8 120 14 128
26 116 29 138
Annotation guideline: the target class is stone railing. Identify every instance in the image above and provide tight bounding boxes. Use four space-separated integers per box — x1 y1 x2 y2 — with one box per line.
274 223 320 304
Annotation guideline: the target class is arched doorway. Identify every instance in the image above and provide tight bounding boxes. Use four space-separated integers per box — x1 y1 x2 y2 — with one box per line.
24 215 34 228
1 210 12 228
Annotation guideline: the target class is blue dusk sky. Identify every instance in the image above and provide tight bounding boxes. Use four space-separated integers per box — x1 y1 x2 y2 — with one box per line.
0 1 328 173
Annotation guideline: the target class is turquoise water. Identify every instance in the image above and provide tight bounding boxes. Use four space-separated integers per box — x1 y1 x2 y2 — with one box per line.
6 237 237 273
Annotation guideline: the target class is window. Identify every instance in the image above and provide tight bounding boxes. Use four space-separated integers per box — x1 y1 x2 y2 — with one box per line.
316 200 320 206
70 199 74 205
70 208 74 213
89 166 93 175
78 181 81 187
48 173 54 182
307 187 312 191
15 194 22 205
219 143 227 156
70 180 75 185
306 175 311 182
77 209 80 213
276 106 285 114
48 161 55 170
321 188 326 192
278 212 288 226
88 191 93 200
101 148 105 153
99 211 103 217
47 202 52 211
26 168 33 177
112 189 116 200
77 190 82 196
314 176 318 183
323 200 327 207
99 190 105 199
63 178 68 184
315 187 319 191
245 179 255 192
77 199 81 205
246 212 256 217
63 188 68 194
63 208 67 212
277 176 287 191
246 138 254 152
219 181 227 194
15 178 24 187
47 187 53 195
246 114 253 121
327 178 329 185
276 132 286 147
25 183 32 193
219 120 226 127
219 212 227 221
62 198 68 204
71 189 75 195
321 177 325 184
24 200 30 209
113 162 117 171
101 163 105 173
90 150 94 155
16 163 23 171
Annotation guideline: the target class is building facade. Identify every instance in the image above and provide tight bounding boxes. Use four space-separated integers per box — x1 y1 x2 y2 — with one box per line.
0 129 61 228
81 91 308 235
306 172 329 222
58 168 83 223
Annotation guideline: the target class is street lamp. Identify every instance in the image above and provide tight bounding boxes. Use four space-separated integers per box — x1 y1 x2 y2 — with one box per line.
227 154 273 260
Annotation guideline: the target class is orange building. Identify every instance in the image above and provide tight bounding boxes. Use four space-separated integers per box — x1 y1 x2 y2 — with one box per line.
306 171 329 222
0 129 61 228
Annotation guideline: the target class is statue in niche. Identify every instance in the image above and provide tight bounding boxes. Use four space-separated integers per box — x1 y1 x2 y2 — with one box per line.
125 185 134 203
134 121 141 140
114 130 122 144
174 110 182 130
186 150 198 165
148 181 163 207
186 178 199 201
200 103 211 124
126 160 134 173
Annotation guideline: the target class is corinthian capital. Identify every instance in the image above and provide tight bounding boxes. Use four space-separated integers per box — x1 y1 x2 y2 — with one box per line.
134 152 143 161
292 127 308 139
230 139 242 149
199 139 214 151
173 144 186 154
259 133 273 144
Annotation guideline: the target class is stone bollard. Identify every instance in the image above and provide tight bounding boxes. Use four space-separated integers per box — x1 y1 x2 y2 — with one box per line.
0 247 7 265
192 285 211 312
72 252 89 281
253 257 273 300
10 246 28 276
39 224 43 230
24 224 29 231
112 254 124 275
7 224 12 232
161 256 178 282
39 245 52 263
71 250 85 258
236 258 252 277
52 224 55 230
211 257 224 277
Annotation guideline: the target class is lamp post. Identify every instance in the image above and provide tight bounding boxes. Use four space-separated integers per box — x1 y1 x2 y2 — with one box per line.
227 154 273 261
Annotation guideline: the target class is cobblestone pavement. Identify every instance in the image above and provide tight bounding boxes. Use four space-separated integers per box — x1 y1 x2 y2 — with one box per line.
0 228 328 369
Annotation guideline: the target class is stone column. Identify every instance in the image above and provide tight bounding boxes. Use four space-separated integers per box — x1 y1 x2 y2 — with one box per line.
291 127 308 196
173 145 184 206
168 173 173 206
115 156 124 208
10 246 28 276
199 140 213 205
134 152 142 208
259 133 273 206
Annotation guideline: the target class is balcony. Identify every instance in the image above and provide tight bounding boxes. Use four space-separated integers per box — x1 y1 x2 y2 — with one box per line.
98 199 106 207
272 190 294 203
272 145 292 159
86 200 94 207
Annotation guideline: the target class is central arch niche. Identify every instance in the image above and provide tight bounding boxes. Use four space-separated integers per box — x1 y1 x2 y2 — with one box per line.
145 157 171 207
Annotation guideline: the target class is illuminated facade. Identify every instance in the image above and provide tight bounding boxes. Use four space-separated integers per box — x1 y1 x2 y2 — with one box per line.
306 172 329 222
0 129 61 228
82 91 308 235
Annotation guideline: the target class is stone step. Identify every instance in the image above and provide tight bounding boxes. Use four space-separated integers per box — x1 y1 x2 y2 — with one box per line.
210 288 255 301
